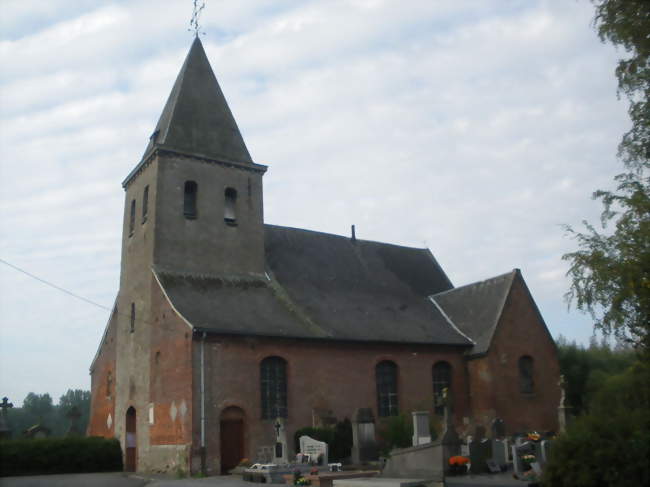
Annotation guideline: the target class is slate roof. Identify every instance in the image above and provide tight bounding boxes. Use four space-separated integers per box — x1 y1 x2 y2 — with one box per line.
140 36 253 166
431 270 517 356
156 225 474 346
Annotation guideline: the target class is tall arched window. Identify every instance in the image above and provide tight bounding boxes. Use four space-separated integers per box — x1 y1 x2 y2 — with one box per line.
129 199 136 236
224 187 237 224
260 356 287 419
130 302 135 333
184 181 198 219
433 361 452 416
519 355 534 393
376 360 398 417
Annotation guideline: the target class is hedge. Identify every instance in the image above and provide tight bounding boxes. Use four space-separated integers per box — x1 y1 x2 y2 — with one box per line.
0 436 122 477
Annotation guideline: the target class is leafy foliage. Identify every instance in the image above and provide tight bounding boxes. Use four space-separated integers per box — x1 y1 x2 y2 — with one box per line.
4 389 90 438
593 0 650 172
542 361 650 487
0 436 122 476
556 336 636 415
563 1 650 350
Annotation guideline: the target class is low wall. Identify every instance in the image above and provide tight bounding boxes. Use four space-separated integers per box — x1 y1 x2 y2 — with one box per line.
381 442 444 481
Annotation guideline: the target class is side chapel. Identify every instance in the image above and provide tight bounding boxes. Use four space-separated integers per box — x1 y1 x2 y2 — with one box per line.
88 37 561 474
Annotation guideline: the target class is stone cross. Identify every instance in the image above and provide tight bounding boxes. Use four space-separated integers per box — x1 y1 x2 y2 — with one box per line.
66 406 82 436
0 397 13 439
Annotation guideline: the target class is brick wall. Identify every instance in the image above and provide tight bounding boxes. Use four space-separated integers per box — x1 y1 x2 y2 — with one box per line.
468 274 561 435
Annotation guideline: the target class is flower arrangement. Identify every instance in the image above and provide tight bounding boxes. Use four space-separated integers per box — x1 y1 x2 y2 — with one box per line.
521 454 536 471
527 431 541 442
448 456 469 475
296 477 311 486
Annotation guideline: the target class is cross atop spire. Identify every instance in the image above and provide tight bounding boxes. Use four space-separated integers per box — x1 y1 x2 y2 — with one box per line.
140 36 253 166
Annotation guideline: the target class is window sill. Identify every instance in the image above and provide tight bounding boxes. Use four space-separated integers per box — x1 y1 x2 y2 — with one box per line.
225 220 238 227
184 214 197 220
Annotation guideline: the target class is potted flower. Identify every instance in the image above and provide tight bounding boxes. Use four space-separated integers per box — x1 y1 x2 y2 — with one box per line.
448 456 469 475
527 431 541 442
521 454 536 471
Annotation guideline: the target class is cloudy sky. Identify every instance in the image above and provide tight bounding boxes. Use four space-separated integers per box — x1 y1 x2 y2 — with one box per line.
0 0 629 405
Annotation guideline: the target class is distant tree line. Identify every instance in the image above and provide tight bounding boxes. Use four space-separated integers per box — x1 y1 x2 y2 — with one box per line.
4 389 90 438
556 335 636 416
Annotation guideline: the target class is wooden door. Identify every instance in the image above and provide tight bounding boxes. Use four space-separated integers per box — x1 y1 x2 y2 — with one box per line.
220 418 244 474
125 407 137 472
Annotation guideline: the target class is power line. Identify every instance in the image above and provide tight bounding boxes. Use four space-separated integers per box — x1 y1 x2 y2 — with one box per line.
0 257 156 328
0 257 113 313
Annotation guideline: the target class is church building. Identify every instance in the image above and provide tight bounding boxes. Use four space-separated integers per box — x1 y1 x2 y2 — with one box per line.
88 37 561 474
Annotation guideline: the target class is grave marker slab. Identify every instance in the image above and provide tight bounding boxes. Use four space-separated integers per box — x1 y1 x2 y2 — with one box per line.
300 435 328 466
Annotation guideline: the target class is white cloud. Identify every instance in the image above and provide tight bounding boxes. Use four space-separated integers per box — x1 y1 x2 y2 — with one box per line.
0 0 628 404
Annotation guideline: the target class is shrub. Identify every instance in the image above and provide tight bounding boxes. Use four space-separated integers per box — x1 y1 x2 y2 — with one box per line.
0 436 122 477
542 361 650 487
377 413 413 456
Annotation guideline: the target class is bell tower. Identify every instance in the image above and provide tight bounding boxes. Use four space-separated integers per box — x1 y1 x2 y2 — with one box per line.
121 37 267 280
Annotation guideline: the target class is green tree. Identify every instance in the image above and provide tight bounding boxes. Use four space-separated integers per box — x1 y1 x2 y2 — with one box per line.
556 336 635 415
22 393 53 420
543 361 650 486
563 0 650 350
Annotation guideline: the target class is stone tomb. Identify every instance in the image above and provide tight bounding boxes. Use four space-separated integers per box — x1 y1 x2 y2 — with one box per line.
490 438 509 469
468 438 491 474
511 441 535 479
352 408 378 464
300 435 329 466
411 411 431 446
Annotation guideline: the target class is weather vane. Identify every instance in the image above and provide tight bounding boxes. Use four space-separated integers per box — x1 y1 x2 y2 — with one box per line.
189 0 207 37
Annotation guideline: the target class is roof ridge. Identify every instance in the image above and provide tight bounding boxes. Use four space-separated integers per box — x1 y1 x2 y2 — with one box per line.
431 269 517 297
264 223 430 252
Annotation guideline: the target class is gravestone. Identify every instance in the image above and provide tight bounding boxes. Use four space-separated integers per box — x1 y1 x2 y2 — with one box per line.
0 397 13 440
511 441 535 479
468 438 491 474
351 408 378 463
411 411 431 446
300 435 328 466
440 392 461 468
491 418 505 439
491 438 509 468
540 440 552 465
273 418 288 464
66 406 82 437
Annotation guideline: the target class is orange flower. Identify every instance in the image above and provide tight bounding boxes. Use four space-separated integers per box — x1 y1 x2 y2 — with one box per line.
449 456 469 466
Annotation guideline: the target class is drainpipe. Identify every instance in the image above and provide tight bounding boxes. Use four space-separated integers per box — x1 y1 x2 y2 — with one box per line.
200 331 207 474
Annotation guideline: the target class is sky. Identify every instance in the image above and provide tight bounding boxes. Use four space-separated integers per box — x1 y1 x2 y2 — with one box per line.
0 0 629 406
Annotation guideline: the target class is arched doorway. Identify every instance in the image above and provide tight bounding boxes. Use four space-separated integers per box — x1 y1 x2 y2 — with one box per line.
125 406 137 472
220 406 245 474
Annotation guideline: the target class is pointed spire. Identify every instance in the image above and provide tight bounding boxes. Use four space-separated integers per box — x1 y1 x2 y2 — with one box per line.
142 37 253 164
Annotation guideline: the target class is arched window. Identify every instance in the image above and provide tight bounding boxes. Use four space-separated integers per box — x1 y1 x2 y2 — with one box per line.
519 355 534 393
106 371 113 397
433 361 452 416
184 181 198 219
261 356 287 419
376 360 398 417
142 185 149 223
130 302 135 333
129 199 136 236
224 187 237 224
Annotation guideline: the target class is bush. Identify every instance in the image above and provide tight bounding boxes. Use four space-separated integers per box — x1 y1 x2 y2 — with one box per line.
542 361 650 487
294 420 353 462
377 413 413 456
0 436 122 477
